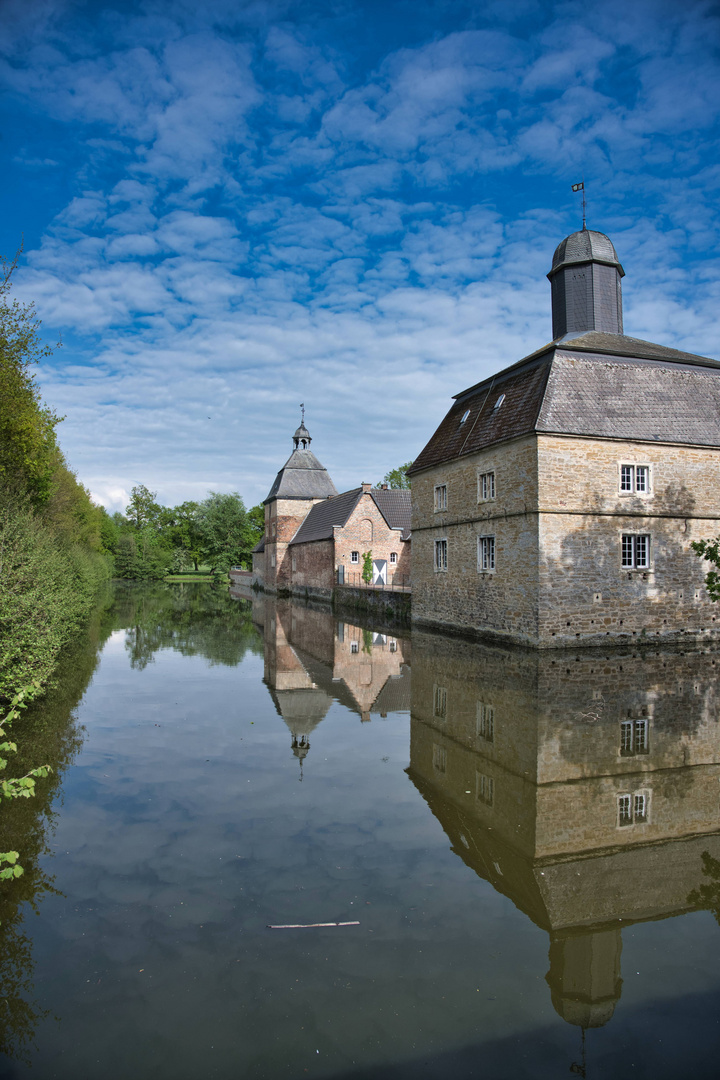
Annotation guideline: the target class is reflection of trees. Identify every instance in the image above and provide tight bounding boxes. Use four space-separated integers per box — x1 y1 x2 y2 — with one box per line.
110 583 263 669
688 852 720 926
0 594 112 1064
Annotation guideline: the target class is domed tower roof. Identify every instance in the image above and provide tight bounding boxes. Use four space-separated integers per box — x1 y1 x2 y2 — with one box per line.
547 227 625 340
550 229 624 277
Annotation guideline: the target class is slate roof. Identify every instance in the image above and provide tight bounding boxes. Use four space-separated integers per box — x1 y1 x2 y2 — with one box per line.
264 447 338 503
290 488 363 544
370 488 412 539
409 333 720 474
550 230 624 277
289 487 412 545
252 536 265 553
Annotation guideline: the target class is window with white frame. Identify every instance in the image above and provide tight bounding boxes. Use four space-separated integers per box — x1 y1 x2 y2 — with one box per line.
478 471 495 502
434 484 448 511
476 702 494 743
350 551 359 563
432 744 447 773
433 684 447 721
618 790 649 826
478 535 495 572
476 771 494 806
435 538 448 572
620 718 649 756
622 534 651 569
620 464 650 494
389 552 397 564
350 641 359 654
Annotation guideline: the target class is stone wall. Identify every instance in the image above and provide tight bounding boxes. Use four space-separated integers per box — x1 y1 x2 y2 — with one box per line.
410 434 539 642
411 430 720 647
536 434 720 646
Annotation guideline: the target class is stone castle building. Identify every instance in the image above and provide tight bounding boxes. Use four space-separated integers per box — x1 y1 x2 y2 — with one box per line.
253 419 411 599
408 227 720 647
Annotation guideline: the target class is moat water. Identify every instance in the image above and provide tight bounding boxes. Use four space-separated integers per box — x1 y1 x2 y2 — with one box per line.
2 583 720 1079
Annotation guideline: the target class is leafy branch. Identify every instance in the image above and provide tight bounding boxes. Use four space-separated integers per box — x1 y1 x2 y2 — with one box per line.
0 683 51 884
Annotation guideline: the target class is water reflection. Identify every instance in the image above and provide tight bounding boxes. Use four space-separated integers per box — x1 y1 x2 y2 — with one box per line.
252 596 410 774
407 630 720 1030
0 591 113 1064
4 585 720 1077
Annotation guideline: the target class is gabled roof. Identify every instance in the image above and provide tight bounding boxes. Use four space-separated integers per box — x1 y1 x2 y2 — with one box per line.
409 333 720 474
290 488 363 545
289 486 412 545
264 447 338 503
370 488 412 539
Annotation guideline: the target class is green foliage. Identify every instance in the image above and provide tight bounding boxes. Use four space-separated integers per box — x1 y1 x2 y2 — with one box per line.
113 529 171 581
691 537 720 601
247 503 264 552
0 500 110 700
361 550 373 584
0 251 62 508
688 850 720 925
195 491 255 573
126 483 163 530
0 684 52 887
376 462 412 490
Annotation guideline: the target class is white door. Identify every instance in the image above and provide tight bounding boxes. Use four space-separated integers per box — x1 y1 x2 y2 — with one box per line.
372 559 387 584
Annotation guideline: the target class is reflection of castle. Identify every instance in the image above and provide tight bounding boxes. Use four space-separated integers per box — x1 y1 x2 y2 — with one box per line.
408 629 720 1028
253 597 411 771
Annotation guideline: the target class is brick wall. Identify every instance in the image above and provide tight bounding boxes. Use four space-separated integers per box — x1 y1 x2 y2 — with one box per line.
334 492 408 585
287 539 335 597
263 496 324 591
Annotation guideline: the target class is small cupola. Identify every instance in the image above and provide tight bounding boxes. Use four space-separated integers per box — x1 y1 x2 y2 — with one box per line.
547 228 625 339
293 422 312 451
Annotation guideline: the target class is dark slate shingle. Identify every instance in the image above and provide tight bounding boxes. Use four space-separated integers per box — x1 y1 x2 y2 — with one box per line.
371 488 412 539
264 447 338 503
289 489 362 545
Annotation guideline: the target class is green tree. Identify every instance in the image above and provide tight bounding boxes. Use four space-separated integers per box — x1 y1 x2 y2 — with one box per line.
375 462 412 489
126 484 163 531
196 492 254 573
0 250 62 507
247 503 265 552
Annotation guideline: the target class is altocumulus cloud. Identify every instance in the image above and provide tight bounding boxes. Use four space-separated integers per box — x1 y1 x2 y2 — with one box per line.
1 0 719 510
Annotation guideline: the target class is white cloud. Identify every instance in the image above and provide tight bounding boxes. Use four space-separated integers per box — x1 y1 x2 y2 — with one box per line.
2 0 719 509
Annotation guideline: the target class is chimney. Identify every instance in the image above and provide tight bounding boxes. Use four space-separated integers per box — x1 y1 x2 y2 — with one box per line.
381 483 389 490
361 482 372 493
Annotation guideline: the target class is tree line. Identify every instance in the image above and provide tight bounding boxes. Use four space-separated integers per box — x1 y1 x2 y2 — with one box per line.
102 484 263 580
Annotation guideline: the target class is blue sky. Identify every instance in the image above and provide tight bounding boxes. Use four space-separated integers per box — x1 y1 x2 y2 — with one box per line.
2 0 719 512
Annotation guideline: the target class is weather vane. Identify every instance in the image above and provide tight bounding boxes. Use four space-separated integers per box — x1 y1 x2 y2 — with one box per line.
572 179 587 230
300 402 305 425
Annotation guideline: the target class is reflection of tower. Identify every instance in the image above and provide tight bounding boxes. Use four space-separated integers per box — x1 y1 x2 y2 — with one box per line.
546 928 622 1029
408 626 720 1032
275 685 331 779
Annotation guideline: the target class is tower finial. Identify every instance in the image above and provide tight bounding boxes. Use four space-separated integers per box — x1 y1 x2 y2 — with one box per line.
571 180 586 230
300 402 305 425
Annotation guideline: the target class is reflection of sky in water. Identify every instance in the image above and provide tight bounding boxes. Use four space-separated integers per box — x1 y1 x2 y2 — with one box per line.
5 589 720 1079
